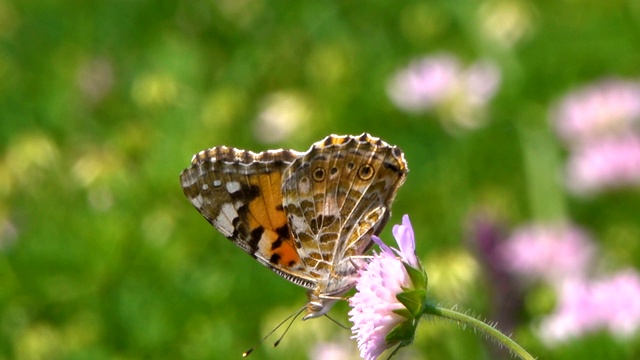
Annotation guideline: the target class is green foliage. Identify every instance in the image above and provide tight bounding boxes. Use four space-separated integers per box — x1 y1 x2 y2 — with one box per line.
1 0 639 359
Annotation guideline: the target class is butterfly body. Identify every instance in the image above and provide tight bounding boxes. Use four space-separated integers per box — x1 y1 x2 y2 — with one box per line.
180 133 407 319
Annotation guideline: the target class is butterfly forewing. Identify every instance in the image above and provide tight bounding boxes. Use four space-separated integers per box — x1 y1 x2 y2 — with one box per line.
179 147 316 289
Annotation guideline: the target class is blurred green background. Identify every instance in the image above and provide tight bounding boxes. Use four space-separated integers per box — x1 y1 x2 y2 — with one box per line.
1 0 640 359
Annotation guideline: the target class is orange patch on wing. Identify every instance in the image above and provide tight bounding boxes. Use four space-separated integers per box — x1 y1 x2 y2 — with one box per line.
257 229 302 267
243 173 303 268
246 173 287 229
270 235 301 266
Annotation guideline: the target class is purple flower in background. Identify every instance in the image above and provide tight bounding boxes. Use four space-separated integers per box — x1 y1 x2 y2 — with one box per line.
565 134 640 194
499 224 596 285
539 270 640 345
349 215 425 360
552 79 640 144
466 212 523 335
387 53 501 130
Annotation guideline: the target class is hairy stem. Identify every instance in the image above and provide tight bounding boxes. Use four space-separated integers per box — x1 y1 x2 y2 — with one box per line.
422 303 535 360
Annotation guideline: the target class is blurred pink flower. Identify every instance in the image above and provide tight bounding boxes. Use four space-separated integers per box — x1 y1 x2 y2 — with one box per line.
552 79 640 144
387 54 460 111
499 224 596 285
387 53 500 130
349 215 424 360
566 134 640 194
310 342 357 360
539 270 640 344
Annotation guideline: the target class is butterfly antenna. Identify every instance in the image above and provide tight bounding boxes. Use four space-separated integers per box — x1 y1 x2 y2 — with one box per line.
324 314 350 330
242 305 306 357
272 306 306 348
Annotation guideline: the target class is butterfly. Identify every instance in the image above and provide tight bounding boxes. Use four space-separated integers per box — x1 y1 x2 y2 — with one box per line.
179 133 408 319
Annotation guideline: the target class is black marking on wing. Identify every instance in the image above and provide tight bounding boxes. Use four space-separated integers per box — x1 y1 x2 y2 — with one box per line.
269 253 281 264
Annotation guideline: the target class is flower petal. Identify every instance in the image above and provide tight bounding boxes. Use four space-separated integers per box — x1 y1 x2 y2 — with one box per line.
392 215 418 267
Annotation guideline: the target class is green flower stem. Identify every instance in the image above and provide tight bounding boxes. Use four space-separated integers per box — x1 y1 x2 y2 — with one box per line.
422 303 535 360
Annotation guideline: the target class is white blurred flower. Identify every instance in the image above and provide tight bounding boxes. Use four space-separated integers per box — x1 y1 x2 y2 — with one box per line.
76 57 114 105
253 91 311 144
478 0 536 49
0 217 18 251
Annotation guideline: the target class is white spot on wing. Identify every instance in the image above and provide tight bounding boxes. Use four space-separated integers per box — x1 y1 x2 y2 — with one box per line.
191 195 204 208
181 172 198 187
213 179 222 187
214 203 237 237
226 181 241 193
298 177 310 194
289 215 307 233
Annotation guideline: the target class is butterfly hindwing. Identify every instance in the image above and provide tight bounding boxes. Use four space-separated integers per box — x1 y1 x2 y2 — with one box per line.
281 134 408 294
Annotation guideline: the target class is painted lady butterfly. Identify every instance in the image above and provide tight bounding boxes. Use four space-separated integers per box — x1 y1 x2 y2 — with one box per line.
180 133 408 319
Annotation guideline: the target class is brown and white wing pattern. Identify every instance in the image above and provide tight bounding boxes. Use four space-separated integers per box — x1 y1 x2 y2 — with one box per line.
179 146 316 289
280 133 408 317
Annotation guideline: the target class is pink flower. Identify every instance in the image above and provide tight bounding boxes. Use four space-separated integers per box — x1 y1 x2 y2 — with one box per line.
601 270 640 336
386 53 501 130
387 54 460 112
552 79 640 144
392 215 418 268
539 270 640 345
565 134 640 194
499 224 596 285
349 215 425 360
310 342 357 360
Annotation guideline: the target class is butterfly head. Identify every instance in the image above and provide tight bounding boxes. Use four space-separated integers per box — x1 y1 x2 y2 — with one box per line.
303 291 339 320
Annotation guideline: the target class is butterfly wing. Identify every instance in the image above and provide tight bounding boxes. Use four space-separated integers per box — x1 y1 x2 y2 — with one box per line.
281 133 408 296
179 146 317 289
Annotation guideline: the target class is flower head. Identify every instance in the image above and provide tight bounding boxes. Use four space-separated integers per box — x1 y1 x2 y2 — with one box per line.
254 91 311 144
349 215 427 360
552 79 640 145
565 134 640 194
387 53 501 131
499 224 596 286
539 269 640 345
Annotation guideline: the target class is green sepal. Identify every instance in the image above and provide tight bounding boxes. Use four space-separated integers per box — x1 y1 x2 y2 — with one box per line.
396 289 427 318
385 318 418 347
403 261 427 290
392 308 413 319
